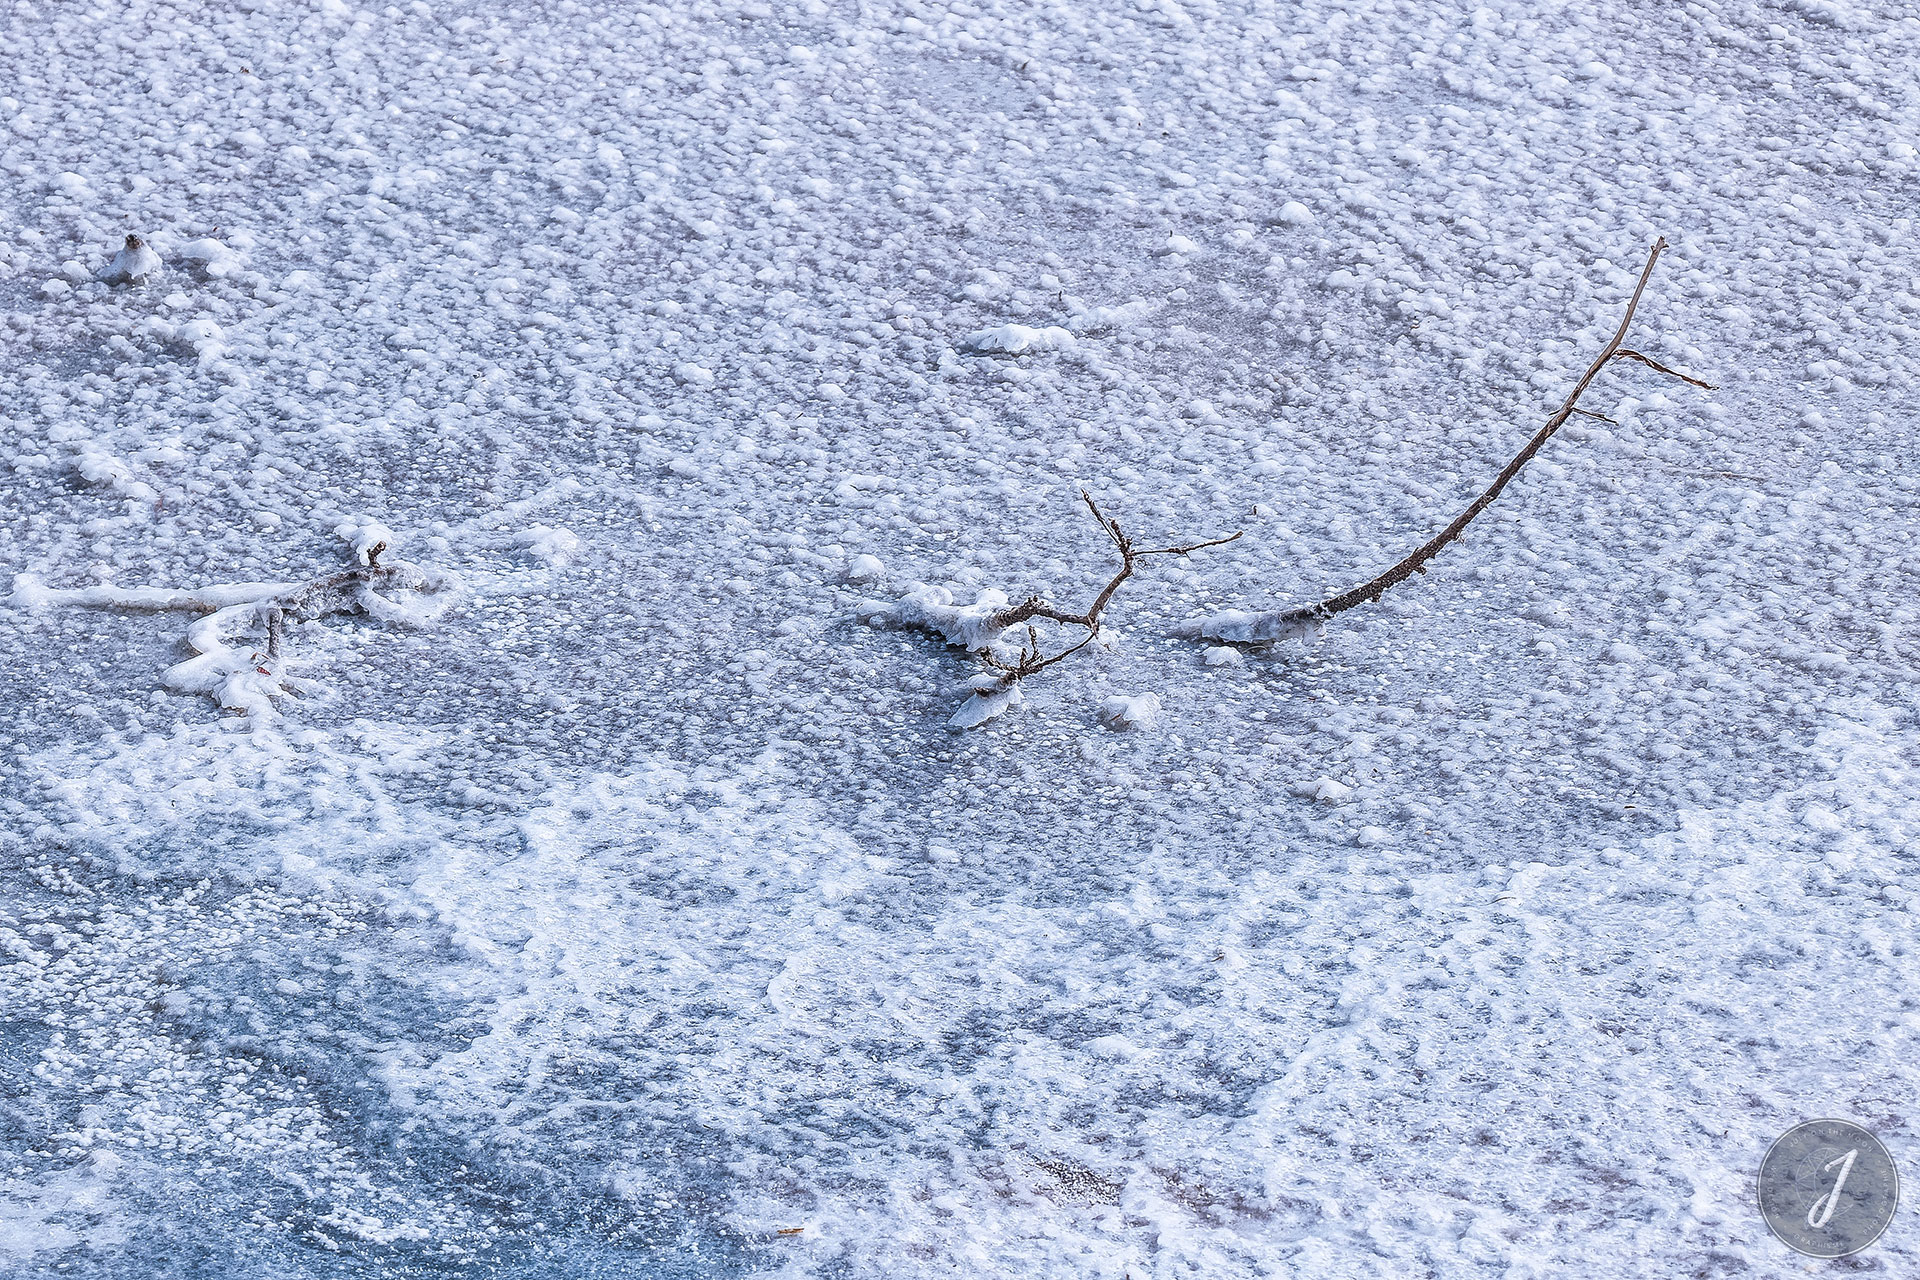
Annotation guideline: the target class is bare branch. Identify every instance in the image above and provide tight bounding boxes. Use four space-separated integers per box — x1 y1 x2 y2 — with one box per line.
1185 237 1710 646
988 493 1241 637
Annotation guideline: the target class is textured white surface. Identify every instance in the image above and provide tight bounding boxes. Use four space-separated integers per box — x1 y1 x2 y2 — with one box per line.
3 0 1919 1276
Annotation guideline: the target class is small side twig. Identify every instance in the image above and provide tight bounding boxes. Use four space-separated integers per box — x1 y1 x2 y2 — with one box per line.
1611 348 1714 389
989 492 1241 636
980 493 1240 675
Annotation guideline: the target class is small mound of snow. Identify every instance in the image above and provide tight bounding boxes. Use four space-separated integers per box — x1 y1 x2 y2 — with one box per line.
1297 777 1353 803
516 525 581 567
1277 200 1315 226
176 317 227 360
177 237 244 277
100 234 162 285
959 324 1075 355
1099 692 1161 731
335 517 399 565
1084 1034 1147 1061
862 585 1010 653
8 574 53 607
73 449 157 503
1064 299 1155 335
949 677 1022 729
846 554 885 583
1800 804 1845 835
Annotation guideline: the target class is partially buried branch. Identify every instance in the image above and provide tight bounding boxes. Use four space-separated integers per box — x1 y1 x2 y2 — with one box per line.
985 491 1241 652
13 540 459 720
1182 237 1712 646
864 494 1240 726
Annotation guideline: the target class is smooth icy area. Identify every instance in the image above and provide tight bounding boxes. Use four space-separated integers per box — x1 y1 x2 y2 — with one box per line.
3 1 1919 1276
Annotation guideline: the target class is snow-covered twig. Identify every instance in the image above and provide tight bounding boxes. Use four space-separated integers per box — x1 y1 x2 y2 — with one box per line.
1181 237 1712 646
12 537 460 720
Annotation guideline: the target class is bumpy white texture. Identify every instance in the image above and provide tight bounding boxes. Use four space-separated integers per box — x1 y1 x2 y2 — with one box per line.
4 0 1920 1277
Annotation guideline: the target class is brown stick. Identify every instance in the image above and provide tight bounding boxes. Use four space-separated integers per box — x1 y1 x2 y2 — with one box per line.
1612 348 1714 389
990 493 1241 633
972 494 1240 681
1250 237 1706 631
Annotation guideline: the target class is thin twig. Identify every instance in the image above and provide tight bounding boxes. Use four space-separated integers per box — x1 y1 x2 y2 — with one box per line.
1239 237 1706 633
989 493 1241 633
1612 348 1714 388
970 494 1240 682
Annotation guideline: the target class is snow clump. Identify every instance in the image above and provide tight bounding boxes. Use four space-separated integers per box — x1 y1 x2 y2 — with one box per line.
99 234 161 284
335 517 400 565
949 675 1023 730
959 324 1076 355
1099 692 1162 731
861 585 1011 653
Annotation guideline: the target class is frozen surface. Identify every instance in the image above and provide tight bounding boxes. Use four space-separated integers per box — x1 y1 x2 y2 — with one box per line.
3 0 1920 1276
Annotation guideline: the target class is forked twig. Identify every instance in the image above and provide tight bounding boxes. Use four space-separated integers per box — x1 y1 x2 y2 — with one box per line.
989 492 1241 636
867 495 1241 724
977 624 1096 680
980 493 1240 676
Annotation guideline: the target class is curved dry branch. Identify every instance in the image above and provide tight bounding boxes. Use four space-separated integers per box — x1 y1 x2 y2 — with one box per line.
1186 237 1712 646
